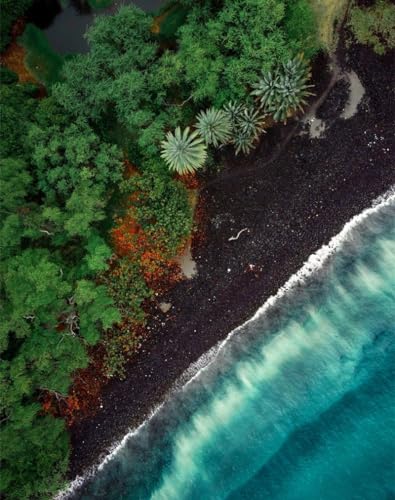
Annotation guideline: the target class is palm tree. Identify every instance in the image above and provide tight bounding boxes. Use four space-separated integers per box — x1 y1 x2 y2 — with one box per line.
251 55 314 122
195 107 232 147
231 106 266 155
160 126 207 175
250 71 279 109
223 101 267 155
232 130 255 155
236 106 266 141
223 101 244 127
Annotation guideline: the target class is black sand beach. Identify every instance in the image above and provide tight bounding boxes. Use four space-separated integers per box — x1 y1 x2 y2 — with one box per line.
68 36 395 478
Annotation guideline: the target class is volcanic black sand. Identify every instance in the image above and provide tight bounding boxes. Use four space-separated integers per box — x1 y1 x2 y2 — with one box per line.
69 35 395 478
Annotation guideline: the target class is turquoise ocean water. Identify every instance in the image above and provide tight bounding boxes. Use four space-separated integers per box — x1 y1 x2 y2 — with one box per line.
68 195 395 500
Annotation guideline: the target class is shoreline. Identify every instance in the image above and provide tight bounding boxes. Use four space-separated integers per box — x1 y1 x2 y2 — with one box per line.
68 37 395 480
59 186 394 499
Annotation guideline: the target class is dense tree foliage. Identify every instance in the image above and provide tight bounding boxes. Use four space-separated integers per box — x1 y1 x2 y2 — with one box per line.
54 0 318 165
0 75 120 499
173 0 319 105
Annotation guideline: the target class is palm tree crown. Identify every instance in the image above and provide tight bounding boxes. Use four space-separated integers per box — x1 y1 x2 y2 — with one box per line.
160 126 207 175
195 107 232 147
251 55 314 122
227 105 266 155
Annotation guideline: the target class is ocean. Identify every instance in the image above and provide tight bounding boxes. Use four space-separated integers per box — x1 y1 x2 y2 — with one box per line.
64 191 395 500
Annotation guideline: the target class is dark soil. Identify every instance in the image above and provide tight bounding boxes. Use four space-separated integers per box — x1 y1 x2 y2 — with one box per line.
316 78 349 120
69 37 395 478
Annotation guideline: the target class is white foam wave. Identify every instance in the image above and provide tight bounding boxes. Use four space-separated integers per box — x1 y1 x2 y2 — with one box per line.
55 186 395 499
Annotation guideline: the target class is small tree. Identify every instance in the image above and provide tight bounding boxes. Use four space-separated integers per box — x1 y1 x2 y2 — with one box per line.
195 107 232 147
251 55 314 122
224 103 266 155
160 126 207 175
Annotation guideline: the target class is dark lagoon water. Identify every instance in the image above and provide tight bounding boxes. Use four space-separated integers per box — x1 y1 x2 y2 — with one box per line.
61 192 395 500
28 0 166 53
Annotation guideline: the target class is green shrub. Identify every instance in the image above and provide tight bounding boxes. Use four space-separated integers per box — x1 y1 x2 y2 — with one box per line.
124 170 193 255
103 258 152 321
349 0 395 54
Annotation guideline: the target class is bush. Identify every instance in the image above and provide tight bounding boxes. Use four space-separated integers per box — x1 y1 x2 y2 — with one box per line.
349 0 395 54
103 258 152 321
124 170 193 255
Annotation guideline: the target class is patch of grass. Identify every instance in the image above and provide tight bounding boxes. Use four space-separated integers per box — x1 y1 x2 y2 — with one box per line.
309 0 349 51
19 24 64 87
349 0 395 55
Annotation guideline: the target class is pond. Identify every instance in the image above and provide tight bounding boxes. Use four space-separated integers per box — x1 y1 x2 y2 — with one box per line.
27 0 167 54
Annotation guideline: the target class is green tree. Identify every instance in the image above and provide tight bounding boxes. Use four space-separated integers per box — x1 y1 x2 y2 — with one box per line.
1 249 71 338
64 177 107 238
28 117 123 199
0 414 69 500
0 82 37 159
74 280 121 344
53 5 159 124
174 0 316 105
0 158 32 214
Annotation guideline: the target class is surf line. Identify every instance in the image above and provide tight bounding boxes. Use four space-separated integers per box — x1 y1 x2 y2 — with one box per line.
55 186 395 500
178 186 395 388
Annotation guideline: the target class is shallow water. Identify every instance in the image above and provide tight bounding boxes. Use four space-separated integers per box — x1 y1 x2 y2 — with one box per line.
341 70 366 120
67 195 395 500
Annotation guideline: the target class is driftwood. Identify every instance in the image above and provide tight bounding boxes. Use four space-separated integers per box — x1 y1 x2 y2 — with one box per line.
228 228 248 241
